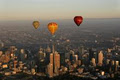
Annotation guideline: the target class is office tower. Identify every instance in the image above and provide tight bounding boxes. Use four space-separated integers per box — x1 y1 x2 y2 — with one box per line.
98 51 103 66
0 51 3 56
101 71 105 76
14 60 17 71
91 58 96 67
48 44 60 77
79 46 85 54
45 46 51 64
48 53 53 77
78 46 84 59
65 52 70 60
60 53 65 65
78 60 82 66
89 48 94 62
46 45 51 53
74 55 78 61
9 62 13 69
38 50 45 62
54 51 60 74
116 61 119 66
111 60 115 66
20 49 27 62
50 53 53 65
70 53 73 61
47 63 53 77
108 48 112 53
20 49 25 54
115 61 119 71
19 61 24 69
0 62 1 70
70 50 74 61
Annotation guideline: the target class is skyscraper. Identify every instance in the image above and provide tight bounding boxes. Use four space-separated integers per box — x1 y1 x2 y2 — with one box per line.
14 60 17 71
91 58 96 67
98 51 104 66
54 51 60 74
47 44 60 77
37 50 45 62
50 53 53 65
78 46 84 59
89 48 94 62
47 63 53 77
74 55 78 61
46 45 51 53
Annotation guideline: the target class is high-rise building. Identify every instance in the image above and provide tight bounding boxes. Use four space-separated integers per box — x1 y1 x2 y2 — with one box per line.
46 45 51 53
89 48 94 62
116 61 119 66
78 46 84 59
47 44 60 77
45 46 51 64
115 61 119 71
60 52 65 65
79 46 85 54
20 49 27 62
74 55 78 61
0 51 3 56
14 60 17 71
111 60 115 66
50 53 53 65
38 50 45 62
19 61 24 69
47 63 53 77
69 50 74 61
98 51 104 66
91 58 96 67
54 51 60 74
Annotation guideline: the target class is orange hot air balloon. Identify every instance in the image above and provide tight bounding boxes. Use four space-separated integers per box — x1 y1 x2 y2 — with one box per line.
33 21 40 29
48 22 58 35
74 16 83 26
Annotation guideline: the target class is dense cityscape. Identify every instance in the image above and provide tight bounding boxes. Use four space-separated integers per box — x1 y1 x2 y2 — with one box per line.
0 19 120 80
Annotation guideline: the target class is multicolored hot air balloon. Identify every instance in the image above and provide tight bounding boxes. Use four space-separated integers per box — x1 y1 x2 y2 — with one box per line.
48 22 58 35
33 21 40 29
74 16 83 26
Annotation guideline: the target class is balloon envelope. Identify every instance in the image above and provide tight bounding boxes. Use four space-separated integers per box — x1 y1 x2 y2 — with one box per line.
48 22 58 35
33 21 40 29
74 16 83 26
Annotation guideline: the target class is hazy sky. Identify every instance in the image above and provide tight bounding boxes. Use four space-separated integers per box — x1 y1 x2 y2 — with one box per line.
0 0 120 20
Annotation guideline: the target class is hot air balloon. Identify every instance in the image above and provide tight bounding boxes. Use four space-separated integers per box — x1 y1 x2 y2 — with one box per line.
48 22 58 35
74 16 83 26
33 21 40 29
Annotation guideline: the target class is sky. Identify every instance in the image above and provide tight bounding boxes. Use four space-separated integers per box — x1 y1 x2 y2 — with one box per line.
0 0 120 21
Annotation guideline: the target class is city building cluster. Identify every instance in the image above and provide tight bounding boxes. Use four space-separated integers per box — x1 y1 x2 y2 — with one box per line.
0 41 120 79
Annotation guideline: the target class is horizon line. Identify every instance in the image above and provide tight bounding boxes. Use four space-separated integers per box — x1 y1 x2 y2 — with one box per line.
0 18 120 22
